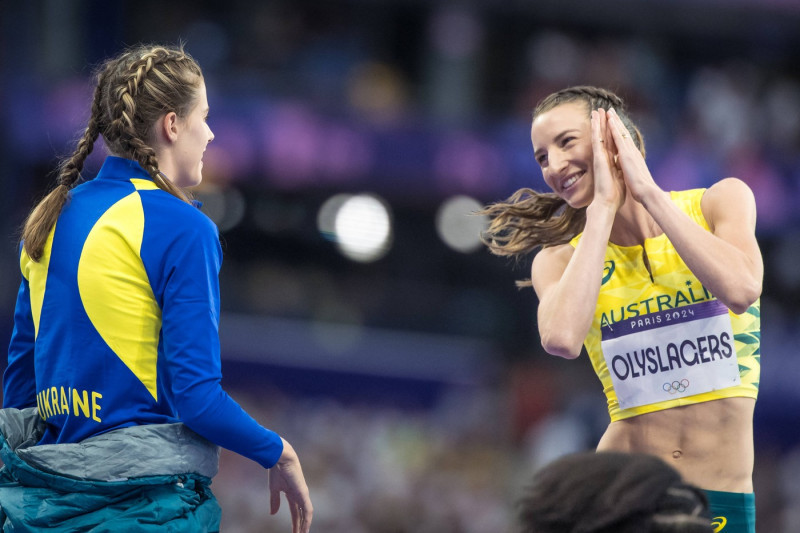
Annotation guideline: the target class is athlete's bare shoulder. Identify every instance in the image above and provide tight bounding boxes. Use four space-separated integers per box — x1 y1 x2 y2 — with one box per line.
531 243 574 299
700 177 757 233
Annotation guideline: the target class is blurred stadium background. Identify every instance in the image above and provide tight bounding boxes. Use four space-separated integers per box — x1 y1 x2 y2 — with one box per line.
2 1 800 531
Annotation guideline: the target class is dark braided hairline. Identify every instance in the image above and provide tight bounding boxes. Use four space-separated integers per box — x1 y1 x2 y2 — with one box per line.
534 85 625 117
533 85 644 154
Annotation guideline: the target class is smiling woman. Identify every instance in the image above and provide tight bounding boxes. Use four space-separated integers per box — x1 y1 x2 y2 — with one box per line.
481 85 761 533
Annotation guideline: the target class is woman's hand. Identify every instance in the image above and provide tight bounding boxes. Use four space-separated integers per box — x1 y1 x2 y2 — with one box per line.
606 108 662 206
270 438 313 533
533 110 623 359
590 108 626 213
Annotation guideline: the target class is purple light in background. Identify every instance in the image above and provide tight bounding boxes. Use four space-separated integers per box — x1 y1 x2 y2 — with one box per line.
44 78 92 142
204 118 258 181
260 103 320 185
651 136 719 193
318 124 373 181
726 146 791 232
434 132 509 196
259 102 372 189
8 77 92 159
429 7 483 59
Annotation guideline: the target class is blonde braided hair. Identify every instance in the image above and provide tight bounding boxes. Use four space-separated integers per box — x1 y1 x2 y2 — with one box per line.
22 43 202 261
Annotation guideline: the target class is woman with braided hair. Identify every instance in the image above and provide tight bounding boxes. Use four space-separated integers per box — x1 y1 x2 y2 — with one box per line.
482 86 761 532
0 43 312 532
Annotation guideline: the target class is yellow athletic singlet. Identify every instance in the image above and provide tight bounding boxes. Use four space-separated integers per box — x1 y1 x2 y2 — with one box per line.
570 189 760 422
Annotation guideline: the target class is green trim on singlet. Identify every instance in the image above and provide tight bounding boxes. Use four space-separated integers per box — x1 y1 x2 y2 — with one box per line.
571 189 760 421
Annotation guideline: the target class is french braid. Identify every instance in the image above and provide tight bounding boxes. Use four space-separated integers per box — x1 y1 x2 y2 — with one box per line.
22 44 202 261
535 85 645 155
103 46 198 200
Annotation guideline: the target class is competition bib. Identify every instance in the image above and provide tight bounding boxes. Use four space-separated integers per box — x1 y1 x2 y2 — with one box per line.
600 299 741 410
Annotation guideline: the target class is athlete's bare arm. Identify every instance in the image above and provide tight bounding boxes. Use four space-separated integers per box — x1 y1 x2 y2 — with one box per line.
532 203 622 359
634 178 762 314
532 109 629 359
607 110 763 314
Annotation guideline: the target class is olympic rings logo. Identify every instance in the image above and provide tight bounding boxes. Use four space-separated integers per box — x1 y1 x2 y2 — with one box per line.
663 379 690 394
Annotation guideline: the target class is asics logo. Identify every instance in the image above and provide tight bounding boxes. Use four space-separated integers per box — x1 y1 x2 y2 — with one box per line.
601 260 615 285
663 379 690 394
711 516 727 531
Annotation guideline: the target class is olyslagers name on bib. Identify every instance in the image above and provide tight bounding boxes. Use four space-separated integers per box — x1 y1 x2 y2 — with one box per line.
600 299 741 410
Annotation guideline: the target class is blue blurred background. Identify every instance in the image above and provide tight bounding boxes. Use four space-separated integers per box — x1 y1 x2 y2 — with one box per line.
2 1 800 531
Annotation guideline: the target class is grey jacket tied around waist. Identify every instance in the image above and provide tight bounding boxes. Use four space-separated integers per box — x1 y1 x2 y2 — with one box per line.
0 407 219 481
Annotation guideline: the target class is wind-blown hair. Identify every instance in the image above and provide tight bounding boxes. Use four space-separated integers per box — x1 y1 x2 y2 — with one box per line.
21 43 202 261
480 86 645 273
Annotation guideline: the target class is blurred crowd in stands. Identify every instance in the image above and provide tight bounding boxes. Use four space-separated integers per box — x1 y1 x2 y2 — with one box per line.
2 0 800 530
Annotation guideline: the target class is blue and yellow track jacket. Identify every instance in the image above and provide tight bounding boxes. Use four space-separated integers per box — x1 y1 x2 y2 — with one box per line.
3 156 283 468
